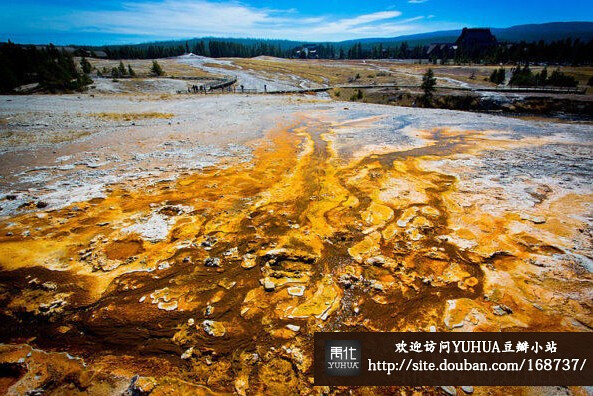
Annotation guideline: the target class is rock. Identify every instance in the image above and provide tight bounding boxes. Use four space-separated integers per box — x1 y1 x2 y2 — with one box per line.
38 299 67 315
261 248 316 264
42 281 57 290
57 325 71 333
443 299 488 330
338 274 359 289
130 375 157 394
461 386 474 394
218 279 236 289
263 279 276 292
286 275 340 320
187 318 195 326
287 285 305 296
370 279 385 291
492 304 513 316
200 235 217 249
159 205 185 216
440 385 457 395
365 255 386 266
204 257 221 267
286 324 300 332
122 213 170 243
202 320 226 337
157 300 178 311
181 347 194 360
205 305 213 316
241 254 257 269
223 247 239 258
520 213 546 224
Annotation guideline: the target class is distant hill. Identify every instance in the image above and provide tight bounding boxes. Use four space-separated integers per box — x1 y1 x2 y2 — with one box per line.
492 22 593 42
337 21 593 48
8 22 593 57
101 37 302 51
144 22 593 50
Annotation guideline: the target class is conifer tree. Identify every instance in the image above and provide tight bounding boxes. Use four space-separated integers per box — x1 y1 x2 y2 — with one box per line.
118 60 127 76
80 57 92 74
151 60 164 76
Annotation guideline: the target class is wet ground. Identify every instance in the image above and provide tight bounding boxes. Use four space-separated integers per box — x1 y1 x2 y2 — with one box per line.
0 93 592 395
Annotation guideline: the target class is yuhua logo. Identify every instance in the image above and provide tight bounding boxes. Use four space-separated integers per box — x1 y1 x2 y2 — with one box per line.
324 340 361 376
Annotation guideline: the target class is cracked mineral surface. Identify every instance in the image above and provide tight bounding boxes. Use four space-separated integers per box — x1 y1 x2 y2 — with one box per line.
0 93 592 395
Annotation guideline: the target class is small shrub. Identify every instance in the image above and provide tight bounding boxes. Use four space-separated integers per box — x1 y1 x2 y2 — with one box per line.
546 69 578 87
349 89 363 101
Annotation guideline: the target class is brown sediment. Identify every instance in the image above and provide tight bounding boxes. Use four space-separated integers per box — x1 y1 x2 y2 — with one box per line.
0 115 591 394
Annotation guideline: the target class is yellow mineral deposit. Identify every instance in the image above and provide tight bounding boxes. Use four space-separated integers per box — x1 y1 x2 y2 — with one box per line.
0 114 591 394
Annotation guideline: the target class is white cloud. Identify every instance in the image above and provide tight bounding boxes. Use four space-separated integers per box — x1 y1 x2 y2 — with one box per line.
30 0 453 42
408 0 428 3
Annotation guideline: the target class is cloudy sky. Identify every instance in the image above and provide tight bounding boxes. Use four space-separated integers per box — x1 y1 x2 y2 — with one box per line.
1 0 591 45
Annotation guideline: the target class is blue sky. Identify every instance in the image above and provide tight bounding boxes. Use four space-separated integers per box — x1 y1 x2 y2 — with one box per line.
1 0 592 45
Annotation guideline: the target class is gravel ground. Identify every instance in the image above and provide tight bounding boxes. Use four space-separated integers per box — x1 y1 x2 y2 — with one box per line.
89 77 201 94
1 93 592 220
0 94 326 216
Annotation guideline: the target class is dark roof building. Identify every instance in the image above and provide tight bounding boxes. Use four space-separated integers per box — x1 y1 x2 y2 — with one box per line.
427 28 499 60
426 43 457 59
456 28 497 50
423 27 498 60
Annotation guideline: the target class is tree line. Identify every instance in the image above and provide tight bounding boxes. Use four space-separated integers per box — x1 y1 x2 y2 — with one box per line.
489 65 579 87
95 37 593 65
508 65 578 87
0 41 92 93
103 39 289 59
352 38 593 65
461 38 593 65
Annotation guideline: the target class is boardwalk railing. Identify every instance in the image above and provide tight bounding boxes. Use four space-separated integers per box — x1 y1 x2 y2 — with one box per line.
208 77 237 91
178 79 587 96
264 84 587 95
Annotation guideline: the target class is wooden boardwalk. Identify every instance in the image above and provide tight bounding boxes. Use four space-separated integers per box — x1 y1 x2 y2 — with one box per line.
180 79 586 96
264 84 586 95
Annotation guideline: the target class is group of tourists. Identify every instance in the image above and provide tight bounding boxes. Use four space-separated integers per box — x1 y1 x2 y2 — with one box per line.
188 84 206 93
